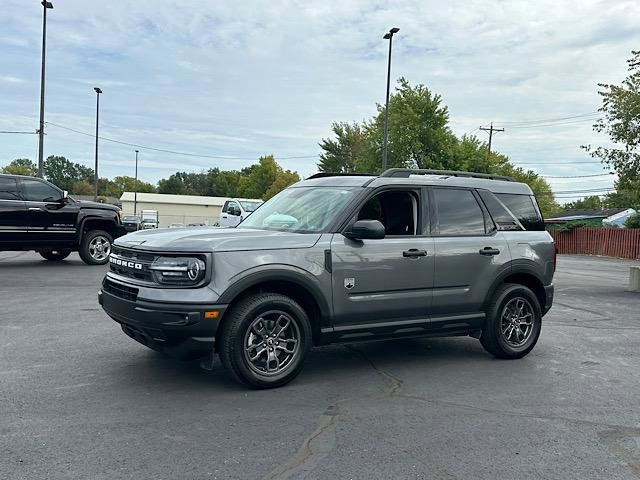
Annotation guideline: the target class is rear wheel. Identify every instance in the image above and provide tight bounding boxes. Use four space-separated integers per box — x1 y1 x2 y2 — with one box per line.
219 293 311 389
39 249 72 261
79 230 113 265
480 283 542 359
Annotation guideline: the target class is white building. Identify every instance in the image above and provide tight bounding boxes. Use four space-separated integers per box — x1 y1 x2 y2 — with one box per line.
119 192 228 227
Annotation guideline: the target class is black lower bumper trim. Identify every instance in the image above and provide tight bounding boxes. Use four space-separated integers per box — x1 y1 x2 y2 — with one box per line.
99 288 227 360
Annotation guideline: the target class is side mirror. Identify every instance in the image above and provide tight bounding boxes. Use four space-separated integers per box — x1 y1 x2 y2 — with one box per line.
345 220 385 240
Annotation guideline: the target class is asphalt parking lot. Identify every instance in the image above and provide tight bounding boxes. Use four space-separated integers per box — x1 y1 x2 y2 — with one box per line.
1 252 640 480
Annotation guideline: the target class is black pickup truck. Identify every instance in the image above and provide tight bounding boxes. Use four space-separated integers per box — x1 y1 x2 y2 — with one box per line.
0 173 127 265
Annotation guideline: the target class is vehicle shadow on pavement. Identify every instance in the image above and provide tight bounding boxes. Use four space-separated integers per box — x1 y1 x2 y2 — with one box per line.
107 336 491 392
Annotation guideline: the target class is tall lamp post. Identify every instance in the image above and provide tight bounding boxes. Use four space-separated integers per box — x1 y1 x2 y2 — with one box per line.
134 150 139 215
93 87 102 201
37 1 54 178
381 27 399 171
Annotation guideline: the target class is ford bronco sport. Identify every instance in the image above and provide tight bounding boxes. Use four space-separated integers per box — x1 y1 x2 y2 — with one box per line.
99 168 555 388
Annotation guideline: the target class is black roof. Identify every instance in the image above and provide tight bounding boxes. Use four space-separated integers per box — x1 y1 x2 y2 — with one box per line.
546 207 627 220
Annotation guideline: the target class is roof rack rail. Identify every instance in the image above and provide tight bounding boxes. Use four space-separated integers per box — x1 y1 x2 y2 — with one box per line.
380 168 516 182
307 172 376 179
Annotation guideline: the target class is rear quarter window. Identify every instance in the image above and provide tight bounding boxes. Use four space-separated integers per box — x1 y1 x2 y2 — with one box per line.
492 193 544 231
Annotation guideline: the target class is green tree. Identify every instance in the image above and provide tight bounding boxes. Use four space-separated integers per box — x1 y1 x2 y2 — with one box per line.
583 50 640 177
211 170 242 197
264 169 300 200
318 122 372 173
43 156 94 192
604 173 640 210
363 77 456 172
237 155 280 199
625 212 640 228
104 176 155 198
70 180 93 195
2 158 37 176
563 195 603 210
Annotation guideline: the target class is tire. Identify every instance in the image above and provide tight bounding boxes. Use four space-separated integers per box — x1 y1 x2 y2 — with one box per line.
219 293 312 389
480 283 542 359
78 230 113 265
39 249 72 261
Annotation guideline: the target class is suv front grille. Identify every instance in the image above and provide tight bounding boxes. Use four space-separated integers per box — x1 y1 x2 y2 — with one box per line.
109 246 156 282
103 278 139 302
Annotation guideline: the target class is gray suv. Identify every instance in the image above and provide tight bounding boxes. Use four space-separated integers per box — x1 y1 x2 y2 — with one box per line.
99 168 555 388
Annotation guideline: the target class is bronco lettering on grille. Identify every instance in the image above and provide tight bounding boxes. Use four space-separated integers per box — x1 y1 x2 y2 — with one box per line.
109 256 143 270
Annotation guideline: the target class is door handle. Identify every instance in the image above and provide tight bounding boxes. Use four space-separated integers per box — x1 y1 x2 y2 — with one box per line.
479 247 500 256
28 207 44 212
403 249 427 258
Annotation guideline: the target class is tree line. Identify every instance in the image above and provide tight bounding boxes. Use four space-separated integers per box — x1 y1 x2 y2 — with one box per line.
1 155 300 201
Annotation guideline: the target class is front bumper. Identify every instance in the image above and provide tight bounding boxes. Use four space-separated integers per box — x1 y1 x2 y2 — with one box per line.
543 283 554 315
98 281 228 360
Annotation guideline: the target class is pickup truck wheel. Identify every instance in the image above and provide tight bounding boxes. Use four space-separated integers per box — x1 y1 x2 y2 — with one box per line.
480 283 542 359
219 293 311 389
79 230 113 265
39 249 72 261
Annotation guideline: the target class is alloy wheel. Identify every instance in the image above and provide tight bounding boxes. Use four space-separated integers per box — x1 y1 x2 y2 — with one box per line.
500 297 534 347
243 310 301 376
89 235 111 262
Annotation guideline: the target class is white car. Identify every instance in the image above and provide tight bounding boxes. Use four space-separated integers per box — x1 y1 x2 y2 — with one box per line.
218 198 263 227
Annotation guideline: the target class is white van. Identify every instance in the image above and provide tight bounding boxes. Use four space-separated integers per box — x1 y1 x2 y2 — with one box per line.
218 198 263 227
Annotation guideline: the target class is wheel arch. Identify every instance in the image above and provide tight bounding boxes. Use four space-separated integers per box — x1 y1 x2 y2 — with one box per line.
485 263 547 313
216 268 331 350
79 215 119 240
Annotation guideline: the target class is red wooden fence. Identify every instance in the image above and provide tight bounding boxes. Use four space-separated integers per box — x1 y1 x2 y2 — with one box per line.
548 227 640 259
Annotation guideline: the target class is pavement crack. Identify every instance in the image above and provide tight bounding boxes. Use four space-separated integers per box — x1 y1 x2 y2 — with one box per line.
345 345 403 395
266 404 340 480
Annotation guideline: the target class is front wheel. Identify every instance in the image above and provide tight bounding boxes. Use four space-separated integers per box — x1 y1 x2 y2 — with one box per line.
78 230 113 265
480 284 542 359
39 249 72 261
219 293 312 389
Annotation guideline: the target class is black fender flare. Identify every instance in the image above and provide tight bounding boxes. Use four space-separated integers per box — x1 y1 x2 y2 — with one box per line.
218 265 331 322
483 260 547 310
78 213 119 239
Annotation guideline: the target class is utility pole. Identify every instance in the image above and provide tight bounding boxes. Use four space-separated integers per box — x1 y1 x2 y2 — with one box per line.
37 1 54 178
93 87 102 201
479 122 504 155
134 150 139 216
382 27 399 171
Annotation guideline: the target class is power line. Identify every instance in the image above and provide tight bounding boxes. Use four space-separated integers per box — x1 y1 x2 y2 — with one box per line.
0 130 37 134
542 173 614 179
505 118 601 129
45 122 320 161
494 111 600 125
517 161 602 165
479 123 504 154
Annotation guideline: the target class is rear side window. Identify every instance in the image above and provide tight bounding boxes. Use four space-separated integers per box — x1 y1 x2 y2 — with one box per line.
0 177 21 200
433 188 486 235
477 190 521 231
495 193 544 231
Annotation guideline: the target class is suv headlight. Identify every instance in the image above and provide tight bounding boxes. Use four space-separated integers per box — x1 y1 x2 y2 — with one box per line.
149 256 206 286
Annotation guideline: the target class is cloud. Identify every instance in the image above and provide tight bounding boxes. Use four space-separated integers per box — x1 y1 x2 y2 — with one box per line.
0 75 25 84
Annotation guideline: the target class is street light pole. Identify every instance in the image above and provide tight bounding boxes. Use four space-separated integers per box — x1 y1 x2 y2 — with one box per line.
37 1 53 178
93 87 102 201
381 27 399 172
134 150 139 215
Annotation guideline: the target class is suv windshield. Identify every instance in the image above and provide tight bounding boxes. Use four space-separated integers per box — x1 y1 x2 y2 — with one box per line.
240 201 263 212
238 186 358 233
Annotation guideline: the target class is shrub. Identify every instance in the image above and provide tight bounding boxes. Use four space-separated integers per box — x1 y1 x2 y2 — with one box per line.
624 212 640 229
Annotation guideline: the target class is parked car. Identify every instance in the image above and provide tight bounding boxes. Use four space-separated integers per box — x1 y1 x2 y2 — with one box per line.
187 222 207 227
0 173 126 264
121 215 141 232
140 218 158 230
99 168 555 388
168 223 185 229
218 198 263 227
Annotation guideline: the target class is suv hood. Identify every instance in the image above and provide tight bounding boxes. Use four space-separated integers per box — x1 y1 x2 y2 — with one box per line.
115 227 322 252
76 200 120 211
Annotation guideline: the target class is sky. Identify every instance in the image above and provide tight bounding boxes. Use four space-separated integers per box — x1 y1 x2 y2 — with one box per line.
1 0 638 203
